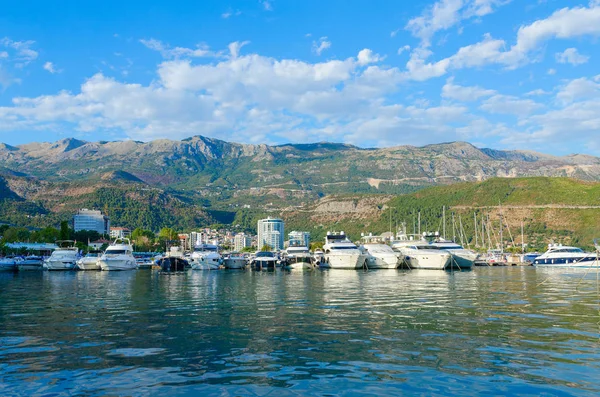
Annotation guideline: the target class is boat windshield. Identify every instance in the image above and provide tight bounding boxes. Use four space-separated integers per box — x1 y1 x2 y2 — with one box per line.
105 249 129 255
550 248 584 253
288 248 309 253
433 245 463 250
330 246 357 250
256 252 274 257
195 246 218 252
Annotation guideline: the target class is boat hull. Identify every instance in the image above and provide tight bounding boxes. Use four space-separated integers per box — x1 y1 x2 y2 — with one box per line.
533 257 600 268
45 260 76 271
99 259 137 271
76 259 101 271
404 253 452 270
321 253 367 269
366 253 400 269
0 262 17 272
223 258 247 269
17 260 44 271
448 253 475 269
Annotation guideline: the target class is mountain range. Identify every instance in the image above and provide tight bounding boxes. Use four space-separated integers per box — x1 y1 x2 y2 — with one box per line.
2 136 600 235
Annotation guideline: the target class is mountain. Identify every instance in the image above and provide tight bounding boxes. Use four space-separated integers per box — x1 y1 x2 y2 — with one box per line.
282 177 600 251
2 136 600 211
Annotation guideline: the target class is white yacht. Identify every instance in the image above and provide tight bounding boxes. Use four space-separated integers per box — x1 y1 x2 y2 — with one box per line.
429 237 476 269
190 243 222 270
361 243 401 269
76 250 102 271
284 245 313 269
250 251 279 270
99 238 137 271
222 252 248 269
321 231 368 269
533 244 599 267
391 234 452 270
17 255 44 271
45 241 78 270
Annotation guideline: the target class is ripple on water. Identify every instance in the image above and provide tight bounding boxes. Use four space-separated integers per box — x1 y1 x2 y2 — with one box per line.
0 267 600 396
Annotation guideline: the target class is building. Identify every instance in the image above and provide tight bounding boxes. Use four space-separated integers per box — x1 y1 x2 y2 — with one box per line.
257 217 284 251
110 227 131 239
288 231 310 247
89 239 110 250
234 233 252 252
73 209 110 235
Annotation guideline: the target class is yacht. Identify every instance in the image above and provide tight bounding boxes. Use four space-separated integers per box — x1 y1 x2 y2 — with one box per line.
321 231 368 269
429 237 476 269
284 244 313 269
391 233 452 270
533 244 599 267
190 243 222 270
45 241 78 270
99 238 137 271
76 250 102 270
250 251 279 270
360 243 401 269
17 255 44 271
0 256 19 272
222 252 248 269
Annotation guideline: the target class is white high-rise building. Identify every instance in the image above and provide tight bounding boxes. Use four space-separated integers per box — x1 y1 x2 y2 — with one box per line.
234 233 252 252
257 217 284 251
288 231 310 247
73 209 110 235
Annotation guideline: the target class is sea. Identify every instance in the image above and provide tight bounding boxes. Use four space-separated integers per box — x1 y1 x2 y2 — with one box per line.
1 267 600 396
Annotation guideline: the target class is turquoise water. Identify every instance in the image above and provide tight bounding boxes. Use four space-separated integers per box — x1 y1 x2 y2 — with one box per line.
1 267 600 396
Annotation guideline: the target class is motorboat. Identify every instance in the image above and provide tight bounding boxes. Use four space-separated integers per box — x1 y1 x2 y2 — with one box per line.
158 256 189 273
283 244 313 269
99 238 137 271
17 255 44 271
45 240 78 270
429 237 476 269
391 233 452 270
321 231 368 269
533 244 599 267
250 251 278 270
76 250 102 270
312 249 324 265
190 243 222 270
360 243 401 269
222 252 248 269
0 256 19 272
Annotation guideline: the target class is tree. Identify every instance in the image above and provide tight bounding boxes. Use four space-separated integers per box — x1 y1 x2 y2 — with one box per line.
158 227 178 241
132 228 155 240
2 227 30 242
260 244 272 252
241 246 255 253
310 241 324 251
59 221 71 240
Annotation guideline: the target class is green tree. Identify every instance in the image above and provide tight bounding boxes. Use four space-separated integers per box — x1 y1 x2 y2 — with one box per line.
260 244 272 252
158 227 177 240
59 221 71 240
2 227 30 242
132 228 155 240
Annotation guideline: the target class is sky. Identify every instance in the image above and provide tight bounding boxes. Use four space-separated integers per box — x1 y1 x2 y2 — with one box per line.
0 0 599 155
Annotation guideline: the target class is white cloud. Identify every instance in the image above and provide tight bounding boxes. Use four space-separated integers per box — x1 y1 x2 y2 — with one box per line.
403 2 600 81
480 94 543 116
228 41 250 58
555 48 589 65
0 38 39 66
397 45 411 55
43 62 60 74
140 38 219 59
260 0 272 11
312 37 331 56
222 9 241 18
547 68 556 75
357 49 384 66
442 77 495 101
405 0 511 47
525 89 550 96
0 51 8 59
555 76 600 105
391 29 400 38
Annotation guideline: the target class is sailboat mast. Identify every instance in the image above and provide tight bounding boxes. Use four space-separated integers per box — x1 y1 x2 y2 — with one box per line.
474 212 478 248
443 206 446 239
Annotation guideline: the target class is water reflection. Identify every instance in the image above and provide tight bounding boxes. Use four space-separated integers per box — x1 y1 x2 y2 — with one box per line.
1 267 600 395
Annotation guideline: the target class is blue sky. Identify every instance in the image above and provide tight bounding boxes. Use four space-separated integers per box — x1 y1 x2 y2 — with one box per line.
1 0 600 155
